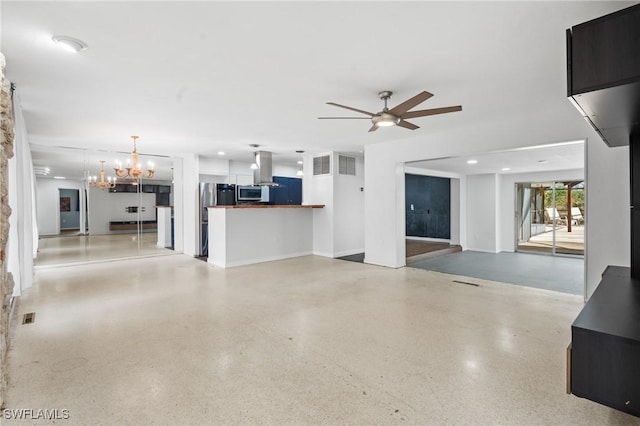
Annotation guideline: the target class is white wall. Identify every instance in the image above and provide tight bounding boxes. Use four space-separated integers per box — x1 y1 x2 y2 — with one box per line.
273 164 298 178
199 156 229 176
495 174 502 252
87 188 156 235
333 154 365 257
305 152 365 258
364 98 604 268
401 166 585 254
181 154 200 256
451 178 462 246
466 174 498 252
308 153 334 257
229 161 254 185
199 174 228 184
497 168 584 252
585 139 629 299
172 157 184 252
36 178 85 236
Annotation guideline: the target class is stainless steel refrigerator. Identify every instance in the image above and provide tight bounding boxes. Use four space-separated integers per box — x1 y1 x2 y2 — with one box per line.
198 183 235 257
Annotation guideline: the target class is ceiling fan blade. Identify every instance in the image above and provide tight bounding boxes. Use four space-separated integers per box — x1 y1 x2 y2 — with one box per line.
401 105 462 119
368 124 379 132
317 117 371 119
397 120 420 130
388 91 433 116
326 102 375 117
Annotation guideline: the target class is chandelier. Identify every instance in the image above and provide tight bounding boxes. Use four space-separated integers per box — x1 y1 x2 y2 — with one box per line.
114 135 155 182
89 160 116 190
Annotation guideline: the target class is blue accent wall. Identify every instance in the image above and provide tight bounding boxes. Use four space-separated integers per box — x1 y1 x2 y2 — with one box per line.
405 174 450 239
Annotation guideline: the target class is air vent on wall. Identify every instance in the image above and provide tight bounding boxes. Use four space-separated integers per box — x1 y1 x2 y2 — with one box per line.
338 155 356 176
313 155 331 176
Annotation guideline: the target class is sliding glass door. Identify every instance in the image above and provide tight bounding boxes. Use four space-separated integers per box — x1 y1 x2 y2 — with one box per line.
516 181 584 256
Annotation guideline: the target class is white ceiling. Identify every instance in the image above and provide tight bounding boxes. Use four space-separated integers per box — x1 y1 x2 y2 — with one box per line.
1 1 636 180
407 141 585 176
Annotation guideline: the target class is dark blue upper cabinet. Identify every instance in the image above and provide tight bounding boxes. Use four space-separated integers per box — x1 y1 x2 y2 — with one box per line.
272 176 302 205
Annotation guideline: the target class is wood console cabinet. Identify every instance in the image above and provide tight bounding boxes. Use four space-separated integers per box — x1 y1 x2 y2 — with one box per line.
570 266 640 417
109 220 157 231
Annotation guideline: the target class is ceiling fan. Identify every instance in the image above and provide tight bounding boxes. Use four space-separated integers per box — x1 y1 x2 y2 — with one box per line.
318 90 462 132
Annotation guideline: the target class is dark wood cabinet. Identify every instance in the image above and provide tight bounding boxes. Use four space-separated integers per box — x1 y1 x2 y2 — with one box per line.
570 266 640 417
109 220 157 231
566 3 640 147
108 183 171 206
567 8 640 417
272 176 302 205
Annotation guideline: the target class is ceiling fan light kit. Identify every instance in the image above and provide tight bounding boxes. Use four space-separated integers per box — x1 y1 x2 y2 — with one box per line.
371 112 400 127
319 90 462 132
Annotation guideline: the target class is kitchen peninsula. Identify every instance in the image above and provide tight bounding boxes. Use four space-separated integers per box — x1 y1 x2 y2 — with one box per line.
207 204 324 268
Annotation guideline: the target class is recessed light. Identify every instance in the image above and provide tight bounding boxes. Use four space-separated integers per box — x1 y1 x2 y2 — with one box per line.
501 167 511 171
218 151 225 156
467 159 478 164
51 35 88 53
53 176 66 180
297 160 303 165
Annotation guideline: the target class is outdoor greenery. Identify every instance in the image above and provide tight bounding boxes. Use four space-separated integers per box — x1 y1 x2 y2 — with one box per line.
544 188 585 212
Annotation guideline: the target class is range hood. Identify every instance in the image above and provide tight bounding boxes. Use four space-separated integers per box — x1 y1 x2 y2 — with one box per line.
253 151 278 186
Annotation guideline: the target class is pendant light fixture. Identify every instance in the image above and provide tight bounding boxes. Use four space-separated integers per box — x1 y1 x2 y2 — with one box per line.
249 144 260 169
296 150 304 176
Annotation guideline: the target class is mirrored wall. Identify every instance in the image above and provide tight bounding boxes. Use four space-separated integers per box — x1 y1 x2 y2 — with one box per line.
31 144 175 267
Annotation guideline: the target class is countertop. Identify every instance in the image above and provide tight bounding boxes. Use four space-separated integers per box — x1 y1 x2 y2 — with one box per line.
208 204 324 209
572 266 640 341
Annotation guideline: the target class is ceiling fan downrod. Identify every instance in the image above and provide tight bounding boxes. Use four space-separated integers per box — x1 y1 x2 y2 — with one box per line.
379 90 392 112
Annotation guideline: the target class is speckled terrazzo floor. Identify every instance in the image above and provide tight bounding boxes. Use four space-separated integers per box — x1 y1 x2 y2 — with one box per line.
6 250 637 425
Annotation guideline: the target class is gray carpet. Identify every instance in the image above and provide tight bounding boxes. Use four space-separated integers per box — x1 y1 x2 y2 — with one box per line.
409 250 584 295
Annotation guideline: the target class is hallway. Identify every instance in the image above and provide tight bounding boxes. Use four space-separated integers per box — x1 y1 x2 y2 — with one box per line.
5 246 636 424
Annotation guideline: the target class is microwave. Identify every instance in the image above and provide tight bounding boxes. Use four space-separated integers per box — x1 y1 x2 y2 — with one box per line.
236 185 270 203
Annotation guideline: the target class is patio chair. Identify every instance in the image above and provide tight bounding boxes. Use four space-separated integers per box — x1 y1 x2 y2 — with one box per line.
545 207 567 226
571 207 585 225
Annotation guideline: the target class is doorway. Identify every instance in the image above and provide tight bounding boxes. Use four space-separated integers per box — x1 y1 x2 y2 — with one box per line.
516 181 584 256
58 188 80 233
